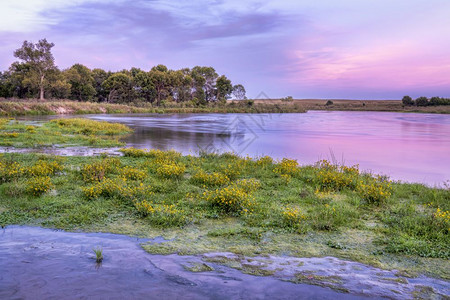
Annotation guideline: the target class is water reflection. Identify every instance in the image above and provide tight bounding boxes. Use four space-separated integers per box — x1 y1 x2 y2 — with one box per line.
16 111 450 185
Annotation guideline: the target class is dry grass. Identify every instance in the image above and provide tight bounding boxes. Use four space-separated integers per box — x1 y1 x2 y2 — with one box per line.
234 99 450 114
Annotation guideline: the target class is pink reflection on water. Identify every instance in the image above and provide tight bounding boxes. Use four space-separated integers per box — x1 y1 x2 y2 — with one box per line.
245 111 450 186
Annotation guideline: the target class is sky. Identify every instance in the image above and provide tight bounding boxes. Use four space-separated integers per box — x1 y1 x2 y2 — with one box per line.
1 0 449 99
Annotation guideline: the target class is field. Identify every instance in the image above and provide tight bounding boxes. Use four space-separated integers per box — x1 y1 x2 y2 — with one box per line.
0 149 448 280
240 99 450 114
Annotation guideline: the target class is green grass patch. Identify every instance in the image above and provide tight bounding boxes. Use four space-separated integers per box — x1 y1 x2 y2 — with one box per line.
0 118 132 148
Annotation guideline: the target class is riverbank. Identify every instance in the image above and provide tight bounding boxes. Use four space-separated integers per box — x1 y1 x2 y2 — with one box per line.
0 99 306 116
1 98 449 116
242 99 450 114
0 150 448 281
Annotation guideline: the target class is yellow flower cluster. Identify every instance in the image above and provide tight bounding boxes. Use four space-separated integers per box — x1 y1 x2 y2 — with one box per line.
0 132 19 138
433 208 450 226
280 174 291 185
219 163 241 180
356 177 392 204
134 200 155 215
0 118 9 129
83 178 152 201
192 170 229 186
119 166 147 181
282 206 306 227
234 178 261 193
26 125 36 133
156 162 186 179
81 158 120 182
0 161 25 183
28 160 64 177
315 160 359 191
256 156 273 166
27 176 53 196
274 158 298 176
202 179 259 213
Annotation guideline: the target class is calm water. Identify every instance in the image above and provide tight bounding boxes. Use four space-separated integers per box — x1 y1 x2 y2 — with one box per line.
87 111 450 186
15 111 450 185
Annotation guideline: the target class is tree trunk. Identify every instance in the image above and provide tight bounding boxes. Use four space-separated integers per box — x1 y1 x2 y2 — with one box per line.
39 74 45 100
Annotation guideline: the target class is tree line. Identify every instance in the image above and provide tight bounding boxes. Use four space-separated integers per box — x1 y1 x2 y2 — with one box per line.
0 39 247 104
402 95 450 107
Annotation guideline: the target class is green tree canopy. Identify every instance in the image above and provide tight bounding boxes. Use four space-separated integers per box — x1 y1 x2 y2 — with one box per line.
13 39 56 100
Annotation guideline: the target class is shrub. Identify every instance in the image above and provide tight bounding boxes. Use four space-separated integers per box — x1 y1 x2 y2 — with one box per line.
314 160 359 191
256 156 273 167
234 178 261 193
282 206 306 229
219 163 241 180
281 96 294 102
415 96 429 107
325 100 334 106
156 162 185 179
28 160 63 177
27 176 53 196
192 170 229 186
274 158 298 176
401 95 414 106
357 176 392 205
120 166 147 181
433 208 450 229
81 158 120 182
202 184 255 214
0 160 25 183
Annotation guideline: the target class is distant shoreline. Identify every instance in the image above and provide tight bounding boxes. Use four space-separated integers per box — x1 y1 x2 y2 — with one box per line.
0 98 449 116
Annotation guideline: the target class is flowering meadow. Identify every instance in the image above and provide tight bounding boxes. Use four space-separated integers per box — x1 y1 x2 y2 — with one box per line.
0 149 448 279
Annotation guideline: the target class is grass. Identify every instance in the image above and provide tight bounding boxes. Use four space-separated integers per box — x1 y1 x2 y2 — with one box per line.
0 150 448 280
1 99 449 116
93 247 103 263
0 118 132 148
0 99 306 116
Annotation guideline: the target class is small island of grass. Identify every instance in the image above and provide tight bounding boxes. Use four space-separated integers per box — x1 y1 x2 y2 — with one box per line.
0 118 132 148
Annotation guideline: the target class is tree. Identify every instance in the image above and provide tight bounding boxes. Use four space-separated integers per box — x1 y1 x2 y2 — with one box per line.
401 95 414 106
133 70 156 102
65 64 96 101
191 66 218 102
0 71 13 98
232 84 246 100
92 68 110 102
149 65 170 105
13 39 56 100
415 96 429 107
102 73 133 103
216 75 233 101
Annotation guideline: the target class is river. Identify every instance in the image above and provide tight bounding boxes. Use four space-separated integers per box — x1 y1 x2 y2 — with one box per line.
14 111 450 186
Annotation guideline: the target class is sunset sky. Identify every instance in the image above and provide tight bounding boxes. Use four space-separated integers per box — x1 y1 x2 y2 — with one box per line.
1 0 449 99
